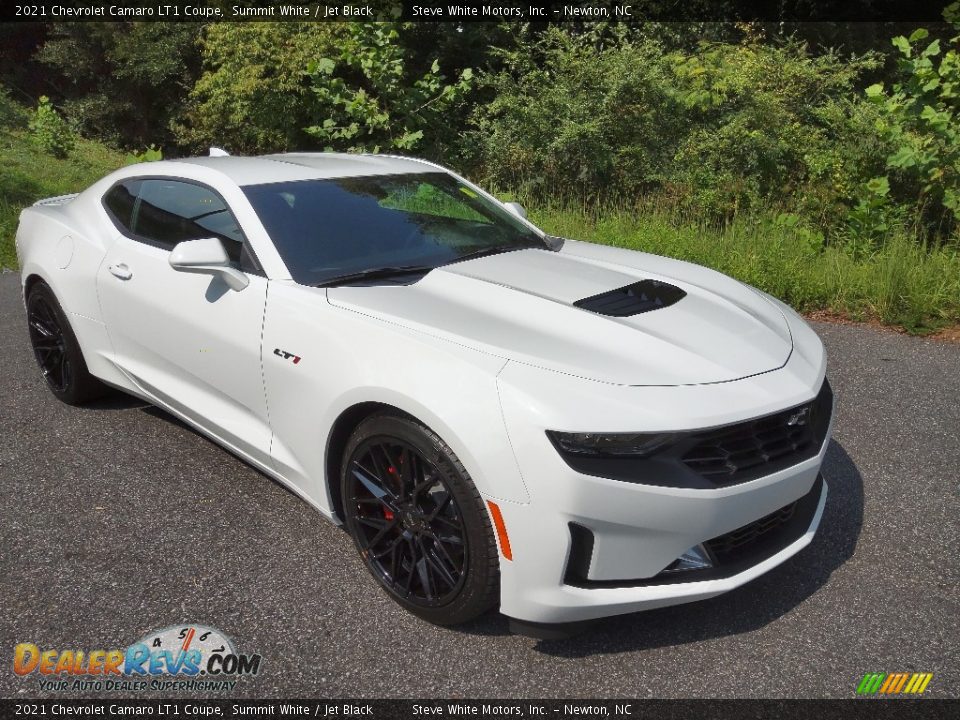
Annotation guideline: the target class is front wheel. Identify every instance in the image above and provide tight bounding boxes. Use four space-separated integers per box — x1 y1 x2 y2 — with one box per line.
340 413 500 625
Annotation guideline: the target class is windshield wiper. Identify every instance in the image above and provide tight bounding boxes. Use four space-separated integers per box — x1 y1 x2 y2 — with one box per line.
448 240 545 265
316 265 434 288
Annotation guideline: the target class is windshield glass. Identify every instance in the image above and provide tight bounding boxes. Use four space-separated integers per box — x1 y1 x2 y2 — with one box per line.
243 172 543 286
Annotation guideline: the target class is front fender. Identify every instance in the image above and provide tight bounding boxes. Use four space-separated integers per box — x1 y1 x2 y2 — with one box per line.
262 280 531 513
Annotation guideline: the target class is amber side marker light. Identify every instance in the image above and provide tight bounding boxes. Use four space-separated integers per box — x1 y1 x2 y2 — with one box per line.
486 501 513 561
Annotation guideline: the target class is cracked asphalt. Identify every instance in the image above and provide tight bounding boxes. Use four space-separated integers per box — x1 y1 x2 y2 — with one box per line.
0 271 957 699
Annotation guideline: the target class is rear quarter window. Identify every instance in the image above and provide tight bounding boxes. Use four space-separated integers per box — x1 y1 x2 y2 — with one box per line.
102 180 142 233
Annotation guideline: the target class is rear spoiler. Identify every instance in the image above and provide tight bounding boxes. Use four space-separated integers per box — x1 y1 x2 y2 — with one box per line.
33 193 79 207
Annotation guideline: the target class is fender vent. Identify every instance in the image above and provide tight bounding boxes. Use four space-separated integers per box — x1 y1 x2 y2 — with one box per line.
574 279 686 317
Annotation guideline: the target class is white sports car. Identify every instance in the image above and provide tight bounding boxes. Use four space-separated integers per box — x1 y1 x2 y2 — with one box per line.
16 153 833 636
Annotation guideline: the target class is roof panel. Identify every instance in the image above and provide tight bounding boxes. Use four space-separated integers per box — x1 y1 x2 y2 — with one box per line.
172 153 436 186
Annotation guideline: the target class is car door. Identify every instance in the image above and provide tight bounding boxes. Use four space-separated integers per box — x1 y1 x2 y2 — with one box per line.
96 177 272 466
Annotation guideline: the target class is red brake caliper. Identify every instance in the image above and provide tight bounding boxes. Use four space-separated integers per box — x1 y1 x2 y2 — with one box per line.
384 465 398 520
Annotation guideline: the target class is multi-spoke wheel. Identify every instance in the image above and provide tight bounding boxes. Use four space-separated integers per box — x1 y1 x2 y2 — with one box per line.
341 413 499 625
26 281 106 404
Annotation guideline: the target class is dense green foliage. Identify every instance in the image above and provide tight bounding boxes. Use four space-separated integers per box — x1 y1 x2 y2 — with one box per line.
36 23 202 150
28 96 74 159
304 23 474 154
865 4 960 235
2 15 959 333
470 27 891 233
175 23 340 153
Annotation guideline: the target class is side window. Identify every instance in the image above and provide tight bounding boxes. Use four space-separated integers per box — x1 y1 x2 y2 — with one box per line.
103 178 263 272
103 180 142 234
134 180 245 259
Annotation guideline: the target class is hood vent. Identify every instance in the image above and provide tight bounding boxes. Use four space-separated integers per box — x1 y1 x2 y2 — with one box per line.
574 279 687 317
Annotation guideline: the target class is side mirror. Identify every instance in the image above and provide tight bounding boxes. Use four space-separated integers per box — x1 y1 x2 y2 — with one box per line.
503 201 527 220
169 238 249 292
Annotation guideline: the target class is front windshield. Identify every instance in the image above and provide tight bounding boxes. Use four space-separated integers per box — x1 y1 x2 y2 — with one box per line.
243 172 543 286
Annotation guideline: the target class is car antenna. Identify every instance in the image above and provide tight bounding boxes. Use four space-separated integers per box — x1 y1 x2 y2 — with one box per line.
209 147 230 157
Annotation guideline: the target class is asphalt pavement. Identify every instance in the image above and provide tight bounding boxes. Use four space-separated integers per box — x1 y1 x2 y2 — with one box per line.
1 270 957 699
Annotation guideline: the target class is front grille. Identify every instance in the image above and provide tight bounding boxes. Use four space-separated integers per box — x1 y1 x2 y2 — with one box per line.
681 379 833 486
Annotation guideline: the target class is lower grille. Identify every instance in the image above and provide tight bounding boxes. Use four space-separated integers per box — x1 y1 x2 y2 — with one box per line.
705 500 798 564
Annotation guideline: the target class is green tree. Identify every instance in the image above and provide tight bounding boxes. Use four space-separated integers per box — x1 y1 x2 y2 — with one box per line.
470 27 682 203
36 23 202 150
470 26 884 226
304 23 473 154
864 3 960 234
666 36 885 224
175 23 343 154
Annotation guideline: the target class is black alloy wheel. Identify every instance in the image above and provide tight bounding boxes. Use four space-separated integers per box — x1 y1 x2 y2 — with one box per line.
28 291 72 394
341 413 499 625
26 281 106 404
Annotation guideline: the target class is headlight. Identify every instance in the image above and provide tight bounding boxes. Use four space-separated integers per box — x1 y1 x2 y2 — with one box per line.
546 431 675 457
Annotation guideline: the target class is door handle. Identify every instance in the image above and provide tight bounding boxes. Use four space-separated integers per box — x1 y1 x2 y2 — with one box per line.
108 263 132 280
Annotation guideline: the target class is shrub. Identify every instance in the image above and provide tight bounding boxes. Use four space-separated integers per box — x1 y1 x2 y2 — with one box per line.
666 39 886 225
470 28 887 231
0 86 29 131
28 96 74 158
470 28 681 204
862 3 960 238
175 23 342 154
36 23 201 150
304 22 474 154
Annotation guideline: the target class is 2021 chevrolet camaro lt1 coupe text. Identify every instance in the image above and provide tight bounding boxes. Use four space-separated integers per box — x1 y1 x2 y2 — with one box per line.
16 153 834 634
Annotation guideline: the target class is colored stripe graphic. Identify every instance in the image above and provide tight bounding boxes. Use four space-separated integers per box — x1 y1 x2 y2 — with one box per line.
857 673 886 694
914 674 933 694
857 673 933 695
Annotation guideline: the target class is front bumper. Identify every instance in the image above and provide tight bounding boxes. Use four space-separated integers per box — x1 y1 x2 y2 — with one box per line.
491 351 833 624
515 478 827 634
492 461 828 624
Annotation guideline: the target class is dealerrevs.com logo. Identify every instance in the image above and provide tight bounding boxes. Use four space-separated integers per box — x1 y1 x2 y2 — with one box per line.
13 625 262 693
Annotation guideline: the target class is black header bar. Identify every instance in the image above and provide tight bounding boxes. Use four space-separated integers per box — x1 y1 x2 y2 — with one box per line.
0 699 956 718
1 0 956 23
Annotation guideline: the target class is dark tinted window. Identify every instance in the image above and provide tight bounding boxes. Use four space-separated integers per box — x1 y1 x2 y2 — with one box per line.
243 172 541 286
103 178 247 262
134 179 244 252
103 180 142 232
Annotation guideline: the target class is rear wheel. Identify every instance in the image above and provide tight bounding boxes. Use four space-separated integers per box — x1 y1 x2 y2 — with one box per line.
340 413 500 625
26 281 106 405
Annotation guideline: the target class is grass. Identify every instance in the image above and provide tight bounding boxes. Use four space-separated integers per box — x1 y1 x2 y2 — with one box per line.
0 125 127 269
530 204 960 335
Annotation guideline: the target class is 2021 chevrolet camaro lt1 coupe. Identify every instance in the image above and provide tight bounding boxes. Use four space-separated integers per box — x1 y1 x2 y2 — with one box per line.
16 152 834 634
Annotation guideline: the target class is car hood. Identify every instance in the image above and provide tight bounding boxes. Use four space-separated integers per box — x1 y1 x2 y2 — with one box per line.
326 240 792 386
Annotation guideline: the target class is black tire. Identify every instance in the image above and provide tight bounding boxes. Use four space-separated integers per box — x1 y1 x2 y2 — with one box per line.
26 281 107 405
340 412 500 625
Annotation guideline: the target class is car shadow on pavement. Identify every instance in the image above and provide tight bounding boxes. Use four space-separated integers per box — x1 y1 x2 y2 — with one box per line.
459 439 865 651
